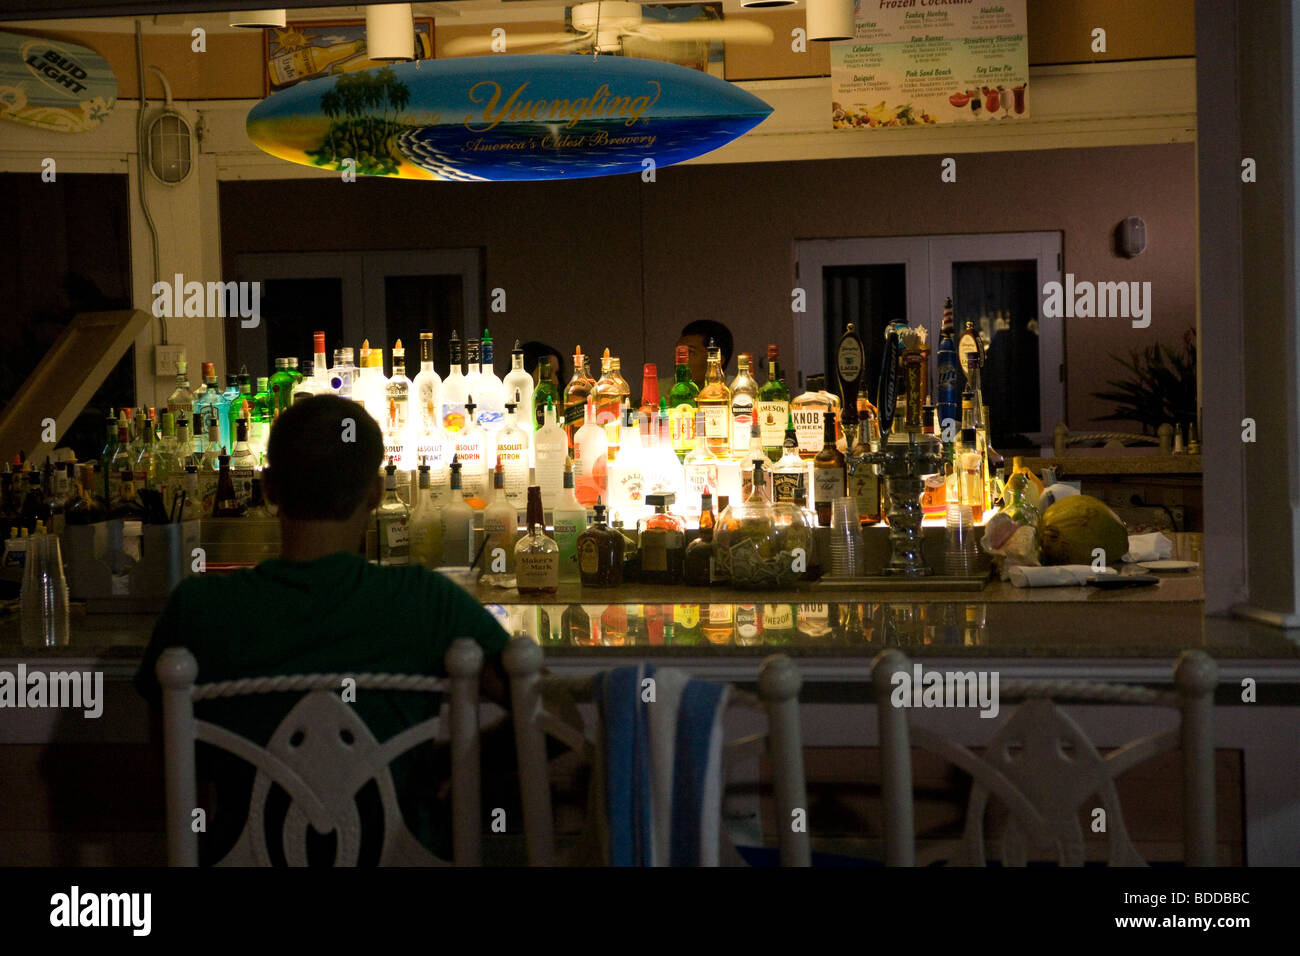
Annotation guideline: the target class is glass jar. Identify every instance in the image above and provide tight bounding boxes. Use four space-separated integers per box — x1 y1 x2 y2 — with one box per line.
713 464 803 590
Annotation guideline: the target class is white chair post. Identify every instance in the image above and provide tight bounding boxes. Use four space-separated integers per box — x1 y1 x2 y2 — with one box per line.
445 638 484 867
504 636 554 866
758 654 811 867
157 647 199 867
873 649 915 867
1175 649 1218 866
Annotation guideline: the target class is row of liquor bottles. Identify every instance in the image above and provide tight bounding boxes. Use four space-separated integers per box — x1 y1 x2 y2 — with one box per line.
509 601 990 648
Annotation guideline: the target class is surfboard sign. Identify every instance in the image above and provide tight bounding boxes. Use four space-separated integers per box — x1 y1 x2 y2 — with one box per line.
0 31 117 133
246 54 772 181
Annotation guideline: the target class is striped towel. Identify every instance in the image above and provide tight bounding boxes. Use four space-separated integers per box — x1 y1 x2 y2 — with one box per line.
594 663 731 866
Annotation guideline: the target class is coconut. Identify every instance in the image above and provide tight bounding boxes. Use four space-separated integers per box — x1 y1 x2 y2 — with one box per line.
1038 494 1128 567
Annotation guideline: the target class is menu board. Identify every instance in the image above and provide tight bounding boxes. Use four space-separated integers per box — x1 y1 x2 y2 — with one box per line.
830 0 1028 129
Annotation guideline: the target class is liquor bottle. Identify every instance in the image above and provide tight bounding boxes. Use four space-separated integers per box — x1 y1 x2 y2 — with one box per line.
683 492 716 585
638 363 660 424
936 296 961 447
415 372 451 497
608 355 631 414
769 412 803 505
463 336 482 401
562 345 594 444
244 375 270 455
166 359 195 424
667 344 700 461
268 36 365 86
515 486 559 595
532 355 562 431
355 342 388 428
287 356 303 389
813 411 846 526
475 329 507 438
606 405 646 527
533 396 567 511
577 498 624 587
212 454 244 518
330 347 357 398
503 339 535 444
440 457 475 567
696 343 732 458
735 604 763 646
791 374 832 459
200 416 223 470
495 399 530 512
638 493 686 584
740 421 769 501
294 333 330 402
591 349 621 427
849 409 882 525
440 331 468 433
245 475 271 518
155 412 186 501
134 416 158 490
729 352 758 456
268 357 294 416
702 603 735 645
642 400 686 506
572 399 608 509
375 461 410 565
453 397 489 508
196 361 229 441
670 603 703 644
174 412 193 470
220 373 242 453
384 339 413 470
481 460 518 582
409 462 440 569
99 413 119 505
757 344 791 461
230 419 258 507
682 409 719 526
552 459 588 583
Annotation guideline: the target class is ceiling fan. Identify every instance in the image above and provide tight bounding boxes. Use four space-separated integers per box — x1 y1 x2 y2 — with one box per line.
443 1 774 57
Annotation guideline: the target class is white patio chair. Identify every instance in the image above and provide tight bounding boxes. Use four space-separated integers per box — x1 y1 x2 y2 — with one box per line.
503 635 811 867
157 638 486 866
871 648 1219 866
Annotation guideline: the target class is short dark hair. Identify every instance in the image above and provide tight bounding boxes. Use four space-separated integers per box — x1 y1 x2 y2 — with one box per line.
520 340 566 384
680 320 733 368
264 395 382 520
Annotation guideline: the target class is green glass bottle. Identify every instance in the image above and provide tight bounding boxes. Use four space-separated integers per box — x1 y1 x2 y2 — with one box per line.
532 356 561 431
269 357 294 415
667 344 699 461
757 344 791 461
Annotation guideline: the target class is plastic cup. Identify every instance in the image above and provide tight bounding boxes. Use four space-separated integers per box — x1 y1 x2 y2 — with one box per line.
20 535 71 649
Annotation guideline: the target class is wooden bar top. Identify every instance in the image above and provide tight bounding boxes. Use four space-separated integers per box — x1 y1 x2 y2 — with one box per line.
1018 454 1202 475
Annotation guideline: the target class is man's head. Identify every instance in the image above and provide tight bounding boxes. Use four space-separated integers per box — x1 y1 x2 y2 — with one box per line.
263 395 383 521
677 320 733 385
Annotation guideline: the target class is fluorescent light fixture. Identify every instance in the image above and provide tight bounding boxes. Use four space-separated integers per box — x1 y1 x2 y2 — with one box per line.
229 9 287 28
366 3 416 62
806 0 855 41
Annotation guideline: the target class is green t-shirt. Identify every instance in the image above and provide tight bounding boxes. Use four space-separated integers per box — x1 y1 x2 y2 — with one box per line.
136 552 509 864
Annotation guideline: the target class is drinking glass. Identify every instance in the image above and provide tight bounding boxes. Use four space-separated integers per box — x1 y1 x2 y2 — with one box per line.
829 497 864 577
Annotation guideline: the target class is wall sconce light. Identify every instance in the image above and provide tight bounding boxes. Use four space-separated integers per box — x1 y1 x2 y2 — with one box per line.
229 9 287 28
366 3 416 62
806 0 855 41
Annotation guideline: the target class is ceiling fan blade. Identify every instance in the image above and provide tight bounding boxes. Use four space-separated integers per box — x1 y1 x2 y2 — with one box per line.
443 31 588 57
628 20 775 45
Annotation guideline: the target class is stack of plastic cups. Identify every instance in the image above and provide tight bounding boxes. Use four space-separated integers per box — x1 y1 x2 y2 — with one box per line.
829 497 865 577
20 534 70 649
944 457 981 576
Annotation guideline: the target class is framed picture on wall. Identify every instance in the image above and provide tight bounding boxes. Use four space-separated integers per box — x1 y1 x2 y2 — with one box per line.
264 19 435 94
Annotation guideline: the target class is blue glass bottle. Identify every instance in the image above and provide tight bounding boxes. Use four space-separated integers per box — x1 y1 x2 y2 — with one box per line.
935 296 961 443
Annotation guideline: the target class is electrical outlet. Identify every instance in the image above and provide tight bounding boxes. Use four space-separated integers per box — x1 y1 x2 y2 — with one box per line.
155 345 186 377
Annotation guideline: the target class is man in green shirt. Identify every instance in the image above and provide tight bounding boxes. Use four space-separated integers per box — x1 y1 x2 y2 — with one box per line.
137 395 510 863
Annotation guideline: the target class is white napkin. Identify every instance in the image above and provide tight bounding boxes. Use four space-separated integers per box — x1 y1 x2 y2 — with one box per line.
1123 533 1173 563
1008 564 1113 587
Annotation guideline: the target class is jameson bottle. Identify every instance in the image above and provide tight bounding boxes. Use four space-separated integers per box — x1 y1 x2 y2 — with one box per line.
757 344 790 460
667 345 699 461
